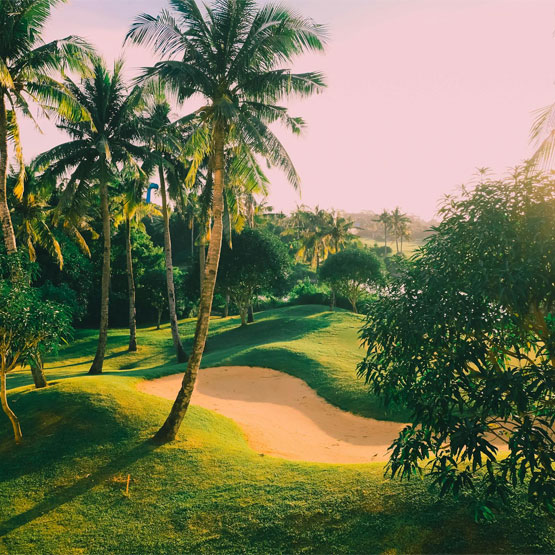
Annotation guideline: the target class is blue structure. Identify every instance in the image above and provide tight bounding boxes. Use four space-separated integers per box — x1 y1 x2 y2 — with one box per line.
146 183 159 204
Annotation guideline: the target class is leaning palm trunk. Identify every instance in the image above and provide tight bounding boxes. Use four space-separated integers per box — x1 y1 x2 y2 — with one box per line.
125 217 138 352
89 173 111 375
154 126 225 443
0 96 17 255
159 167 187 363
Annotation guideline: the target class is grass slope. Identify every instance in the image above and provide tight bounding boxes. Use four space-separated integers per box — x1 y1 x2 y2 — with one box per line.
1 377 552 554
1 305 553 553
8 305 405 420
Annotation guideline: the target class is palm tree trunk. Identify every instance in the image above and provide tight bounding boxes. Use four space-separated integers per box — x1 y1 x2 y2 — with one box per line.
159 166 187 363
89 172 111 375
190 217 195 261
199 238 206 293
153 124 226 444
1 364 22 444
0 95 17 255
126 217 138 352
30 354 47 389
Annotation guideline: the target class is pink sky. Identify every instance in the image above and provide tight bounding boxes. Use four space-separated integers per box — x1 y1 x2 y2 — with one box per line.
20 0 555 219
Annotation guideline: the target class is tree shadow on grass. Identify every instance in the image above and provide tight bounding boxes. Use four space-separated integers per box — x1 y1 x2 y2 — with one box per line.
0 440 156 538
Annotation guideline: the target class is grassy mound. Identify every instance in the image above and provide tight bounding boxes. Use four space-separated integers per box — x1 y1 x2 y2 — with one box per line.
2 305 553 553
1 377 552 553
8 305 405 420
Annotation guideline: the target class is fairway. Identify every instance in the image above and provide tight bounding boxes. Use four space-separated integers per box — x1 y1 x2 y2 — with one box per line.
1 306 552 554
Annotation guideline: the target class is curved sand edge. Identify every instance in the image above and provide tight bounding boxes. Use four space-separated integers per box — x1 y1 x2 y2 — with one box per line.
138 366 406 464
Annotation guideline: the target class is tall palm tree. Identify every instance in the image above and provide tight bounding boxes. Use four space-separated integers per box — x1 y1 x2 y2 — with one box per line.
389 207 410 253
114 168 161 352
36 58 145 375
375 210 392 255
0 0 92 256
140 84 189 362
127 0 326 443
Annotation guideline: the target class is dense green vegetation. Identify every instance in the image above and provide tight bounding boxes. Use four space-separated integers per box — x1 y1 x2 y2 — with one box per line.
2 306 553 554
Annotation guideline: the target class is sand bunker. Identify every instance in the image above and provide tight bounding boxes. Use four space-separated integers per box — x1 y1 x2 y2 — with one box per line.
139 366 406 464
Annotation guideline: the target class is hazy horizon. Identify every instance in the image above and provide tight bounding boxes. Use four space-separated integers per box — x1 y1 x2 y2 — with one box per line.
18 0 555 220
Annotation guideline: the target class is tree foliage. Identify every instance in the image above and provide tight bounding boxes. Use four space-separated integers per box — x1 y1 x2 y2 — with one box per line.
0 254 72 442
217 228 290 325
319 247 382 313
358 165 555 518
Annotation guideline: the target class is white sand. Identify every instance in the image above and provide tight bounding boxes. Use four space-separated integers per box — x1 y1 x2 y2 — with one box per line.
138 366 406 464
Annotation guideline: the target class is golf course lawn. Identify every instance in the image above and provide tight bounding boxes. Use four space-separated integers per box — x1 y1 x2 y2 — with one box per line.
1 306 553 553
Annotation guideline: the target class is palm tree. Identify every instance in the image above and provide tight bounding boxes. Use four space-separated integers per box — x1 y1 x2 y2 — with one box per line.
0 0 92 256
114 168 161 352
141 83 189 363
375 210 392 255
389 207 410 253
328 210 354 253
36 58 145 375
126 0 326 443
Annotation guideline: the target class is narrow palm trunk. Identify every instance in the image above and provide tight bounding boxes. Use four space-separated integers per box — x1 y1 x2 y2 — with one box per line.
395 235 399 253
0 95 17 255
89 174 111 375
126 217 138 352
153 124 226 444
199 239 206 293
190 217 195 261
400 236 403 252
1 365 22 444
30 355 47 389
159 167 187 363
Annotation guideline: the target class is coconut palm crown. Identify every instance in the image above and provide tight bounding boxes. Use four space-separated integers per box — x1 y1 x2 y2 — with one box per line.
0 0 93 255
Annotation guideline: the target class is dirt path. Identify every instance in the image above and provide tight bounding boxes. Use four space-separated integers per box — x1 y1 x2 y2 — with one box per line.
138 366 406 464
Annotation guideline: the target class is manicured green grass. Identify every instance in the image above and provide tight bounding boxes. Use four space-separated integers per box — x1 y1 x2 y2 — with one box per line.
1 376 552 553
2 305 553 553
8 305 406 420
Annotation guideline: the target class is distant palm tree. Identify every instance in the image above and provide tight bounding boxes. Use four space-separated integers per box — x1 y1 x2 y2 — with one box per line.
114 168 161 352
36 58 145 375
328 211 355 253
389 207 410 253
126 0 326 443
399 221 411 253
374 210 392 255
8 164 94 269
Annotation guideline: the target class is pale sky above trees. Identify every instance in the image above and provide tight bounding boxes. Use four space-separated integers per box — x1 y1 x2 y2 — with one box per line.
20 0 555 219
